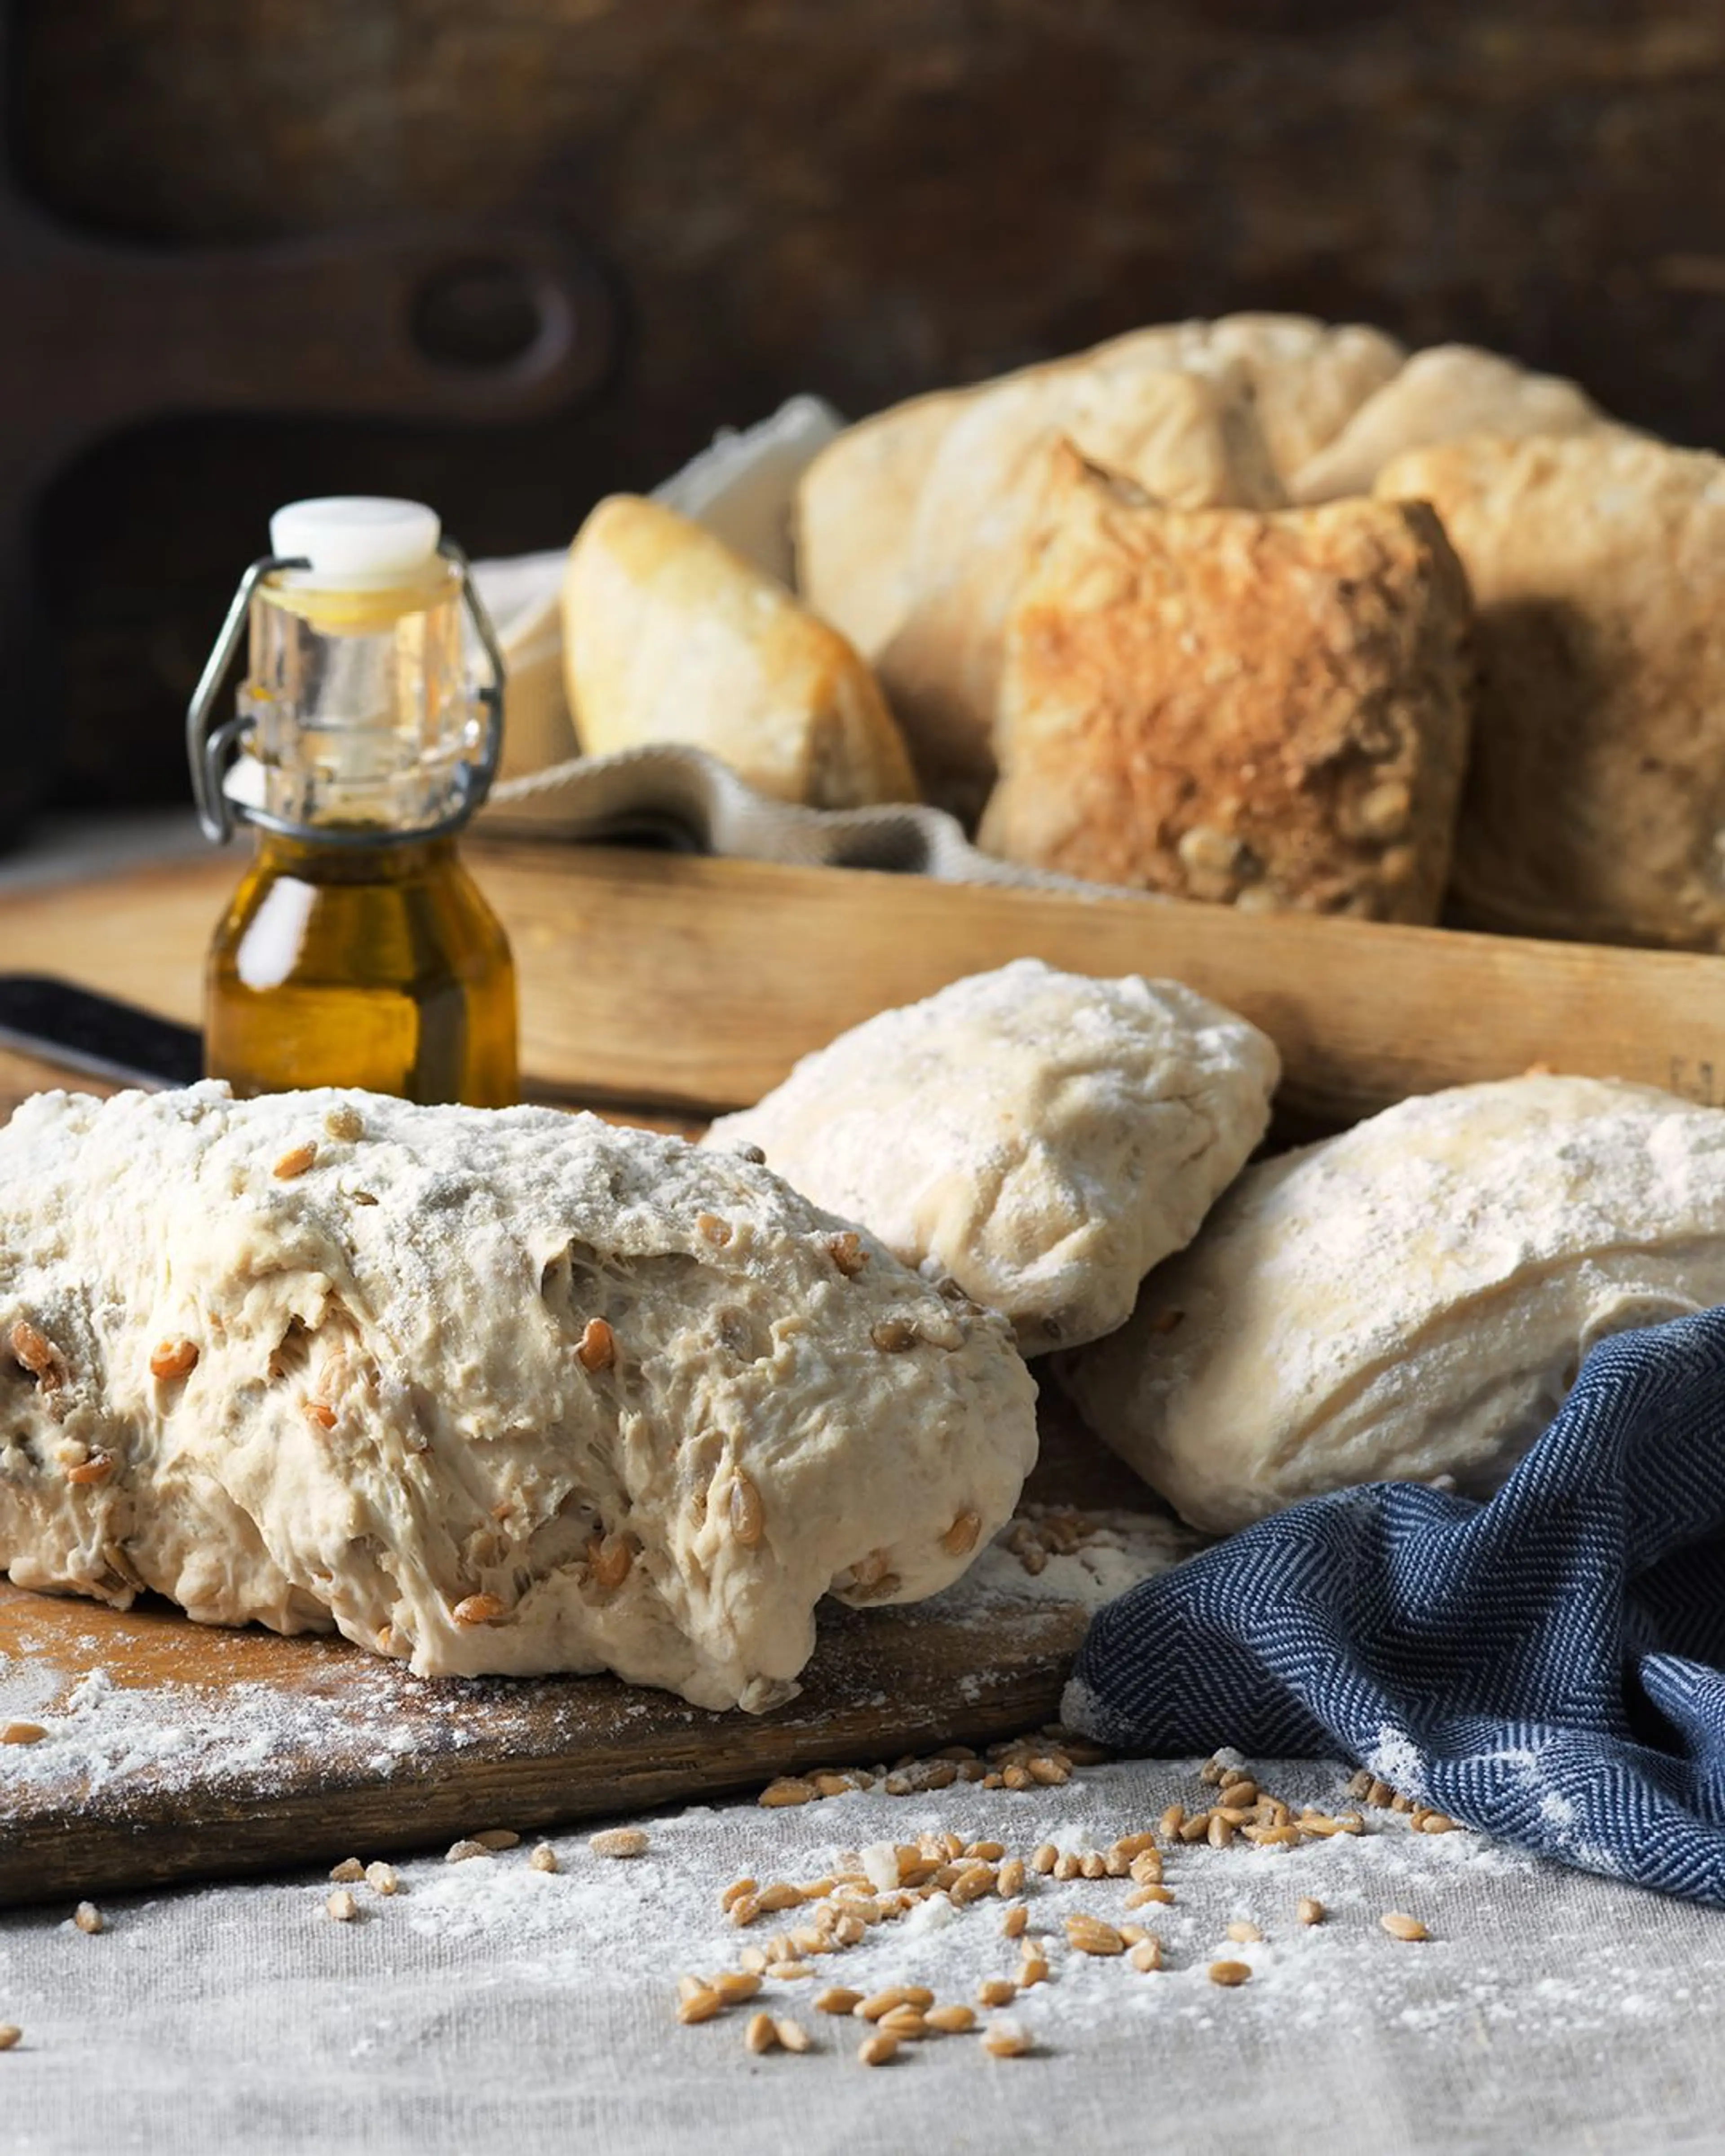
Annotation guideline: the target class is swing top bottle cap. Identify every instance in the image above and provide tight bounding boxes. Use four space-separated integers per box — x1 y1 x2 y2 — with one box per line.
269 498 442 585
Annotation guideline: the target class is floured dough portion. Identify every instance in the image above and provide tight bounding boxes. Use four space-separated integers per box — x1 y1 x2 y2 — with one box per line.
1062 1075 1725 1533
0 1086 1037 1711
703 960 1280 1356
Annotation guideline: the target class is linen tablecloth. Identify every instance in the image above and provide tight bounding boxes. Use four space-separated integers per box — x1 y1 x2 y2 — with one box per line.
5 1758 1725 2156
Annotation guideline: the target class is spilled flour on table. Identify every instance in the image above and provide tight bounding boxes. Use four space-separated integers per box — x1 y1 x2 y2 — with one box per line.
1 1750 1714 2090
0 1648 473 1794
301 1759 1703 2052
940 1506 1201 1616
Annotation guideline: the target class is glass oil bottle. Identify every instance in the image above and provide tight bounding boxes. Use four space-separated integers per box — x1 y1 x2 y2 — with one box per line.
187 498 517 1105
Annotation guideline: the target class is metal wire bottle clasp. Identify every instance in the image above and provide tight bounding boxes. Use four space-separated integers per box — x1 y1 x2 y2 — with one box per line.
185 539 506 847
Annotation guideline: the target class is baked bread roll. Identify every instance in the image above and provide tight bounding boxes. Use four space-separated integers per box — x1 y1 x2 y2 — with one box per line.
791 386 964 665
796 315 1404 812
877 366 1283 817
978 448 1474 921
1062 1075 1725 1533
563 495 916 810
0 1086 1035 1710
796 315 1402 661
1188 313 1407 482
704 959 1279 1356
1291 343 1609 502
1376 431 1725 950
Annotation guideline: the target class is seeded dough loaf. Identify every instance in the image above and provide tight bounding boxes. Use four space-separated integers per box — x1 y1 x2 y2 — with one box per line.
704 960 1280 1355
1376 431 1725 950
1062 1075 1725 1533
978 451 1474 921
0 1086 1037 1710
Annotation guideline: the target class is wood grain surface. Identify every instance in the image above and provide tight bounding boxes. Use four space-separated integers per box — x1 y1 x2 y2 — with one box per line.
7 843 1725 1132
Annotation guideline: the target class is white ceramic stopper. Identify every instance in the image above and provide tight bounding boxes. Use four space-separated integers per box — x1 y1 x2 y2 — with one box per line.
269 497 442 583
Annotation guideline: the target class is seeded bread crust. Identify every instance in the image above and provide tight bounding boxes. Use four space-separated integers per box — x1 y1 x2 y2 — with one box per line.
978 452 1475 923
0 1085 1036 1710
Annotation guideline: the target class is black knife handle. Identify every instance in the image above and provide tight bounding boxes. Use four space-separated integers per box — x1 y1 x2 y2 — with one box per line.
0 974 203 1091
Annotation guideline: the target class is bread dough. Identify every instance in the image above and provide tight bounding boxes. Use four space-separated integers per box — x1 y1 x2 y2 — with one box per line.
0 1086 1037 1710
704 959 1279 1356
1376 430 1725 950
563 495 916 810
978 451 1474 923
1062 1075 1725 1533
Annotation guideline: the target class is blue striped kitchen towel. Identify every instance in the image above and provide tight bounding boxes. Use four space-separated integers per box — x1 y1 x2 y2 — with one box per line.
1063 1305 1725 1902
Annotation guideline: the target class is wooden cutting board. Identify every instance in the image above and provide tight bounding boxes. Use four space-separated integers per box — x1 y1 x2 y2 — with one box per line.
0 1405 1168 1910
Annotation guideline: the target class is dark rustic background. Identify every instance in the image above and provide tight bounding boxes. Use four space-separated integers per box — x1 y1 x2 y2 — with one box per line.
8 0 1725 819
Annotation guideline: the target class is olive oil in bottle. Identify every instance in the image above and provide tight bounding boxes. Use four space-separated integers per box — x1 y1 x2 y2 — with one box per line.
188 497 518 1105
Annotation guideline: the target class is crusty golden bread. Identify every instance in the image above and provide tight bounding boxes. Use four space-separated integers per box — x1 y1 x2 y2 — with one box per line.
1376 429 1725 950
789 330 1212 685
1179 313 1406 478
788 387 966 668
978 445 1474 923
876 364 1284 817
793 314 1406 815
562 495 917 810
1291 344 1608 501
792 317 1404 657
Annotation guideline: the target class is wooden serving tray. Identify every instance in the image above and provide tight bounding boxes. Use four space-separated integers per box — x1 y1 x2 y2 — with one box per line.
4 841 1725 1130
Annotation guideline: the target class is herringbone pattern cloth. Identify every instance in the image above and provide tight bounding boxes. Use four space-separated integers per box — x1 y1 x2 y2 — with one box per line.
1067 1308 1725 1903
